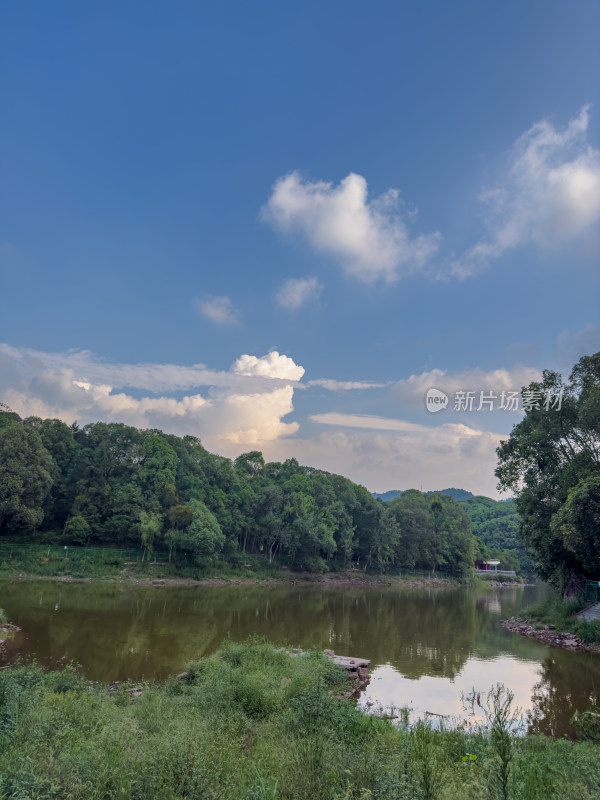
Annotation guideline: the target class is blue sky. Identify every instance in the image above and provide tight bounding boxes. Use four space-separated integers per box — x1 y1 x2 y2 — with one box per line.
1 1 599 496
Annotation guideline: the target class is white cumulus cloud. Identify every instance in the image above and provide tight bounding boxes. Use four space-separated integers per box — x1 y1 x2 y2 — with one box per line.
453 106 600 277
276 276 323 309
263 171 441 283
231 351 305 381
196 295 239 324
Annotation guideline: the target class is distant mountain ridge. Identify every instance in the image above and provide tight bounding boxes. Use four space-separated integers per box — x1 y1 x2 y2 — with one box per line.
372 488 474 502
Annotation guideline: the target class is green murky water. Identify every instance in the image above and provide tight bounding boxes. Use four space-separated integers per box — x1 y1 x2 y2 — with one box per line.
1 580 598 737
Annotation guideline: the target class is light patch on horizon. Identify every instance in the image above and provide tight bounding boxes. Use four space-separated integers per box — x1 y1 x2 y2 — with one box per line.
276 276 323 309
453 106 600 276
261 425 507 498
262 171 441 283
301 411 506 496
196 295 239 324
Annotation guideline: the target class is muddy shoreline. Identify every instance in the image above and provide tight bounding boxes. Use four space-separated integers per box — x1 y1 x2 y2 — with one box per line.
6 571 459 590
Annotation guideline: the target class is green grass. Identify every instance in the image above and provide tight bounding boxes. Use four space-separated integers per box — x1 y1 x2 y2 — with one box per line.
520 596 600 645
473 574 524 593
0 544 462 586
475 573 523 584
0 545 289 582
0 641 598 799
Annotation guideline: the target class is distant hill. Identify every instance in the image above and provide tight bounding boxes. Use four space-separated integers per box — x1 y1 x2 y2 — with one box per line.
372 490 403 502
372 488 473 502
424 488 473 501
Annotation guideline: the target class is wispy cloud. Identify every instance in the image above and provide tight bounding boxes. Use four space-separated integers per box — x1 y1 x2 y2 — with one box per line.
453 106 600 277
0 343 290 393
263 171 441 283
276 276 323 309
311 411 482 436
307 379 391 391
196 295 239 324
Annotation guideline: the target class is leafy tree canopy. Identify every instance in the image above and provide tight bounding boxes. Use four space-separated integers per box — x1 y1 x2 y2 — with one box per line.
496 353 600 594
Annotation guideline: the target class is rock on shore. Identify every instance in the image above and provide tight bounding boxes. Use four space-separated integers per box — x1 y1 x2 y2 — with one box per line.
323 649 371 698
500 617 599 653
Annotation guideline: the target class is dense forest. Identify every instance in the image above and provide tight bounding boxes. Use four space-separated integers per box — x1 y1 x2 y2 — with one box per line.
459 495 534 574
373 488 531 573
0 410 475 578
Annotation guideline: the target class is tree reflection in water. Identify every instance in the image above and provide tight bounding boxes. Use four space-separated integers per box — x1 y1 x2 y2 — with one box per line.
528 650 600 737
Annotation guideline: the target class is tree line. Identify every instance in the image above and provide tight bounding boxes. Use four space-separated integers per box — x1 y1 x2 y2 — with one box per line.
0 409 474 577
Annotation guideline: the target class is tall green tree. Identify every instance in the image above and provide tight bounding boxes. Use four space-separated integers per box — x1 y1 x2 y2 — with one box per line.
496 353 600 594
0 413 54 534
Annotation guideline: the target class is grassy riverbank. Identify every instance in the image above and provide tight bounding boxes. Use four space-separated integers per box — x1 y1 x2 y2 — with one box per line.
516 596 600 646
0 640 598 800
474 574 525 590
0 544 461 588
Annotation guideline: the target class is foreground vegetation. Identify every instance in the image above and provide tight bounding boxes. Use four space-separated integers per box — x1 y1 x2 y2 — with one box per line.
0 641 598 800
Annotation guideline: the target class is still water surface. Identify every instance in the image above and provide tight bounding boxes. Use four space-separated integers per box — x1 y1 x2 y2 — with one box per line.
1 580 598 737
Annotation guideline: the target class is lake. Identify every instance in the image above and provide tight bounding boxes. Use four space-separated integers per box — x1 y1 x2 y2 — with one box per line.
1 579 598 737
